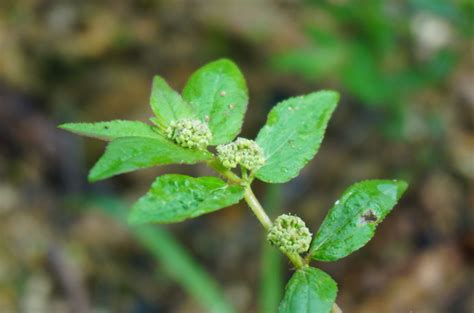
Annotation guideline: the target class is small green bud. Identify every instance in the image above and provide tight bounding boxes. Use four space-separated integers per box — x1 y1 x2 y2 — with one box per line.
267 214 312 254
216 137 265 171
166 119 212 150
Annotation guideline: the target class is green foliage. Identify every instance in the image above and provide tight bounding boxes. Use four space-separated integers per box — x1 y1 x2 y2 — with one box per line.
59 120 160 141
270 0 467 135
256 91 338 183
279 267 337 313
182 59 248 145
150 76 195 126
310 180 408 261
260 185 283 313
128 174 245 224
89 137 211 182
60 59 408 312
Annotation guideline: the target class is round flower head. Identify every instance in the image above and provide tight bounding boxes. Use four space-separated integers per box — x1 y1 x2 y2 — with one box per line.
267 214 312 254
234 138 265 171
217 137 265 171
166 119 212 150
216 142 239 168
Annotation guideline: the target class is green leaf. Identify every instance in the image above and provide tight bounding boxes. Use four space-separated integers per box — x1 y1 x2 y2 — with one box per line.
182 59 248 145
260 185 284 313
88 137 212 182
310 180 408 261
128 174 245 224
59 120 161 141
255 91 339 183
149 76 195 126
279 267 337 313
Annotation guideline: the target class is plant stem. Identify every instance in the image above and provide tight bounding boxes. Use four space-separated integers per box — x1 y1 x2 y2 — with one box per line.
207 159 241 184
243 186 273 230
209 163 343 311
243 186 343 311
244 186 307 269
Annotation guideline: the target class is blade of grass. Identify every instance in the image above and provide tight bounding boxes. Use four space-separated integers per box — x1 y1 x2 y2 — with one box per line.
259 184 283 313
89 196 236 313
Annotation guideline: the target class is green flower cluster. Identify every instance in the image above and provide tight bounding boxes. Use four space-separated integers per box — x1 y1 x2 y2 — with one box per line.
166 119 212 150
267 214 312 254
217 137 265 171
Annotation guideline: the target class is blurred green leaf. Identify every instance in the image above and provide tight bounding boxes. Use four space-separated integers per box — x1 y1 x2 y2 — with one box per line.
260 185 283 313
279 267 337 313
59 120 160 141
182 59 248 145
149 75 195 126
342 45 390 106
128 174 245 224
269 0 466 138
411 0 462 21
310 180 408 261
88 137 212 182
92 197 236 313
255 91 339 183
271 47 345 81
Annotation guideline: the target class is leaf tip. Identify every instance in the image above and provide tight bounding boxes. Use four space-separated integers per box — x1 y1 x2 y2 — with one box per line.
320 89 340 107
57 123 73 132
394 179 408 198
151 75 167 87
87 168 103 183
213 57 237 66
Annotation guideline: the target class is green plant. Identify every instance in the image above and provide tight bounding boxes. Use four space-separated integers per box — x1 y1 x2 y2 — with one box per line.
271 0 467 136
59 59 407 312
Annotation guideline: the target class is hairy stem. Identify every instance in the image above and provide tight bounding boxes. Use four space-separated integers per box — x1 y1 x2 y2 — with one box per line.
207 159 241 184
243 186 273 230
210 163 342 311
244 186 307 269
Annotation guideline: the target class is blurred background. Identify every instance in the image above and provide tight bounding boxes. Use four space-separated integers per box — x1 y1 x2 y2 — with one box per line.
0 0 473 312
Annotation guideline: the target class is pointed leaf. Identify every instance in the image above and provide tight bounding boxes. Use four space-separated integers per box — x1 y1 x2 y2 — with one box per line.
310 180 408 261
149 76 195 126
279 267 337 313
59 120 160 141
182 59 248 145
255 91 339 183
89 137 212 182
128 174 245 224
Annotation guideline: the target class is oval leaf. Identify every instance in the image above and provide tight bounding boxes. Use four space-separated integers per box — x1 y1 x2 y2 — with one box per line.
182 59 248 145
279 267 337 313
310 180 408 261
128 174 245 224
255 91 339 183
59 120 160 141
149 76 195 126
89 137 212 182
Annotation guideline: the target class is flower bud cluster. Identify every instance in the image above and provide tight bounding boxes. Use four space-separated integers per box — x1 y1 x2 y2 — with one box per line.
217 137 265 171
166 119 212 150
267 214 312 254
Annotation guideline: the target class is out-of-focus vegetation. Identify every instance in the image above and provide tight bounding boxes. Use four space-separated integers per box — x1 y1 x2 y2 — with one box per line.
271 0 472 135
0 1 472 313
